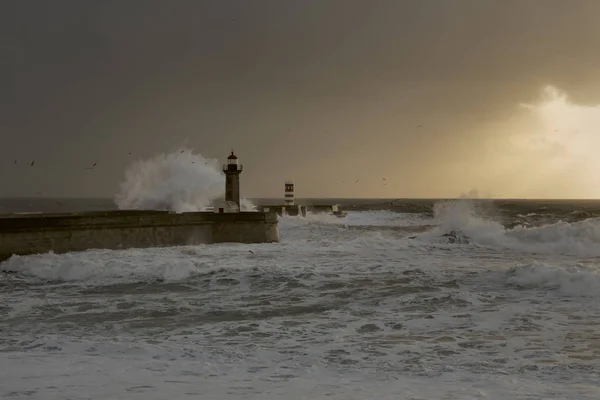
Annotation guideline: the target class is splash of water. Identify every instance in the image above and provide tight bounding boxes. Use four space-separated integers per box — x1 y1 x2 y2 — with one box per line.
239 198 257 211
431 199 505 243
423 198 600 256
114 148 225 213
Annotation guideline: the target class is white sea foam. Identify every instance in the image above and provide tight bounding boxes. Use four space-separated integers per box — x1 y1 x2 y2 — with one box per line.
2 208 600 399
506 261 600 297
1 249 211 283
417 199 600 256
2 336 597 400
304 210 428 227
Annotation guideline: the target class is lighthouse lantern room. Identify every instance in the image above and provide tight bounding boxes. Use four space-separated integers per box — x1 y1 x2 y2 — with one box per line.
222 150 243 210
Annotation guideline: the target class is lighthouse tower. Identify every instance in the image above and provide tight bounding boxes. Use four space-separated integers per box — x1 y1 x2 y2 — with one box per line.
223 150 243 209
284 181 295 206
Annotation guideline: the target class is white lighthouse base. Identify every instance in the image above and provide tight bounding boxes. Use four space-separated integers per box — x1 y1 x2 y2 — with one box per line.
214 200 240 213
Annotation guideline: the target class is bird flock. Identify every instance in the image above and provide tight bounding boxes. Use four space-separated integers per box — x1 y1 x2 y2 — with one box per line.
14 159 98 170
10 155 108 204
9 133 416 201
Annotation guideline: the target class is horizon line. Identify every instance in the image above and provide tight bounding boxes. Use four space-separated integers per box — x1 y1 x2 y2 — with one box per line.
3 196 600 202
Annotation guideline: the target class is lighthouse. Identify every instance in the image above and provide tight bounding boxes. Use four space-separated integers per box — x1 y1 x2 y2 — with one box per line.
223 150 243 208
284 181 295 206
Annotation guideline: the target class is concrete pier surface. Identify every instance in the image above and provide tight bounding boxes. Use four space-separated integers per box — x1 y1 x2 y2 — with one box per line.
256 180 348 218
257 204 307 217
0 210 279 262
306 204 347 217
257 204 347 218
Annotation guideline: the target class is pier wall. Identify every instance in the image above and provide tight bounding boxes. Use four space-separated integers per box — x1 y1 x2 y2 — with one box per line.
305 204 338 213
0 210 278 261
256 205 307 217
257 204 346 218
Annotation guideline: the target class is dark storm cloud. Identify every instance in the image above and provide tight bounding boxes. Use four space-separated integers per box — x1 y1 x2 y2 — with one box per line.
1 0 600 198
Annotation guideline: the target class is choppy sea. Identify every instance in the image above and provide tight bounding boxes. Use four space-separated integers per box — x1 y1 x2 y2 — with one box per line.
1 197 600 399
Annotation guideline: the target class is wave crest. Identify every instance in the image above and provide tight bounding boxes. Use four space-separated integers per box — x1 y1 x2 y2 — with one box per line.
420 200 600 256
1 249 212 284
506 262 600 297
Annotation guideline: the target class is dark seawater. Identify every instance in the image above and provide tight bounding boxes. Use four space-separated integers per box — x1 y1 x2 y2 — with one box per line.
4 196 600 225
1 197 600 399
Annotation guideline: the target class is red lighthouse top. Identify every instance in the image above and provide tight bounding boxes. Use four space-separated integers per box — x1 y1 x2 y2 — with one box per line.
227 150 238 160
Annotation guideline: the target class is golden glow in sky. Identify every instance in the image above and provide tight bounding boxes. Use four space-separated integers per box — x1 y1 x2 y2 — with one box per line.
479 86 600 199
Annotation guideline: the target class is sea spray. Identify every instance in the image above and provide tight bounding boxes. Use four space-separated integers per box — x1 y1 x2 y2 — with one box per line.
422 198 600 256
239 198 258 211
431 198 505 242
114 148 225 213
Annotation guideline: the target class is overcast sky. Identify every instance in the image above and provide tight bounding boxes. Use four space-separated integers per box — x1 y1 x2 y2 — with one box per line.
2 0 600 199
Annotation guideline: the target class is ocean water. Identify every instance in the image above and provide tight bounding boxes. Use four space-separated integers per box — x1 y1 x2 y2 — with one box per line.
1 198 600 399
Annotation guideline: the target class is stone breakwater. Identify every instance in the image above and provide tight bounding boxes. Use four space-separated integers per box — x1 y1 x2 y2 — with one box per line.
0 210 279 261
